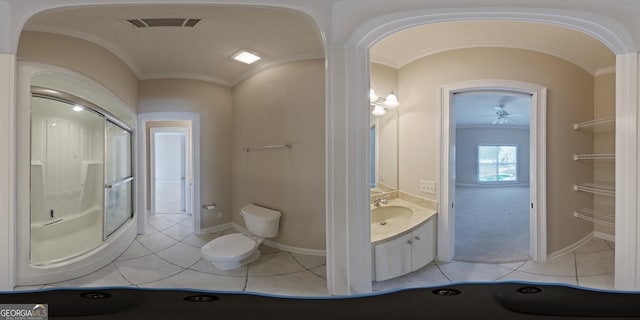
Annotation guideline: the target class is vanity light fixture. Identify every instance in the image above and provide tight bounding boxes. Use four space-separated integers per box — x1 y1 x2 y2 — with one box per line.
232 50 261 64
371 105 386 116
383 91 399 108
370 88 400 116
369 88 379 103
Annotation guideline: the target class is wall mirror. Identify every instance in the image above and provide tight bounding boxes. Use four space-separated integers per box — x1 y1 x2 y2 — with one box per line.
370 104 398 195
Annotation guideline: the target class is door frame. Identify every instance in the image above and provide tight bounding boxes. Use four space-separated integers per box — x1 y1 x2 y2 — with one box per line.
149 127 190 215
137 112 201 235
439 79 547 263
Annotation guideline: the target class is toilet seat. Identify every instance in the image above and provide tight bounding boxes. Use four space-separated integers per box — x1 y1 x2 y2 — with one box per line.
201 233 258 262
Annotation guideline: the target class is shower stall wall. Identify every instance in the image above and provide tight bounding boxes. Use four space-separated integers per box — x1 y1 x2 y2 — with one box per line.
30 89 133 266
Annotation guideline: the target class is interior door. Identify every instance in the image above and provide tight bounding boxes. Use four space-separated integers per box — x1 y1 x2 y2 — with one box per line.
152 131 187 214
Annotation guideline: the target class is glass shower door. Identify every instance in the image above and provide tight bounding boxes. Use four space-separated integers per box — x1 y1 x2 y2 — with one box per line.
104 120 133 238
30 96 105 265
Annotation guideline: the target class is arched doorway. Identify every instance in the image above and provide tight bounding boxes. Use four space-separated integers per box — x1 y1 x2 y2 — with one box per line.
325 9 637 294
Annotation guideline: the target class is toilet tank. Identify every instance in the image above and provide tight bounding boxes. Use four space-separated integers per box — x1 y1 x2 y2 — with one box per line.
241 204 281 238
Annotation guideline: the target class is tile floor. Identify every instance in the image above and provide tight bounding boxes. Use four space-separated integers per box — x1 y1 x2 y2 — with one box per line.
374 237 616 292
14 213 616 296
15 213 329 296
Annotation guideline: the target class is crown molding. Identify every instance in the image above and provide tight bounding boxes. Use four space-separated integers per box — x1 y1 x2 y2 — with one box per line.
595 65 616 77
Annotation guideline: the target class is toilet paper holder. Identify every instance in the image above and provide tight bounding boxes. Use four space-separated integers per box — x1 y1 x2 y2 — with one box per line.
202 203 216 210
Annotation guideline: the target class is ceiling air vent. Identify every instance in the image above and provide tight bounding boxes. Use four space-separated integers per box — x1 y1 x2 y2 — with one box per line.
125 18 202 28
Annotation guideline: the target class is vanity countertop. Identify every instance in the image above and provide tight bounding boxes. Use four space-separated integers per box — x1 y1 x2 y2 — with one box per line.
371 198 437 244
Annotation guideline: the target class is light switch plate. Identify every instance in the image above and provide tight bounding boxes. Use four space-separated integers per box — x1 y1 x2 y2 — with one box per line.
420 180 436 194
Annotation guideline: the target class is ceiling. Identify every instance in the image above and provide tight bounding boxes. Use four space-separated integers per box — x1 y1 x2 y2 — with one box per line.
22 5 325 87
371 20 614 128
454 91 531 128
370 20 615 75
23 8 616 92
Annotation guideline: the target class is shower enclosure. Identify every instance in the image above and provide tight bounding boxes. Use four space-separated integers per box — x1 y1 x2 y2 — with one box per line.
30 87 133 265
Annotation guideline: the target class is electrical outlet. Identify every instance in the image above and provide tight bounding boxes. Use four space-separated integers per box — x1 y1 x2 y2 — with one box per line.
217 211 222 218
420 180 436 194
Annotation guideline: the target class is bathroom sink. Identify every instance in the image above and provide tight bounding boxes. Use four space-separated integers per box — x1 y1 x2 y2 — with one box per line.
371 205 412 224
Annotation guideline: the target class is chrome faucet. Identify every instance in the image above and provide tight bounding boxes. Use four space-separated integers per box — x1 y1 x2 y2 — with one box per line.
374 197 388 207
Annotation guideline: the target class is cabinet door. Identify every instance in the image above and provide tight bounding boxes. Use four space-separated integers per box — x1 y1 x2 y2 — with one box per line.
411 219 434 271
374 233 412 281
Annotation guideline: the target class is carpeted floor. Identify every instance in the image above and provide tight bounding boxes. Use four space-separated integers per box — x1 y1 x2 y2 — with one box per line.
454 186 530 263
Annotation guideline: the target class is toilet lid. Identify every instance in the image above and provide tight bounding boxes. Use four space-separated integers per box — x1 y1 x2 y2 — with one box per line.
203 233 257 260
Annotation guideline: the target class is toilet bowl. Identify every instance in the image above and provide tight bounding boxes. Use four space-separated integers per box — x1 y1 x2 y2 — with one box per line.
201 204 281 270
201 233 262 270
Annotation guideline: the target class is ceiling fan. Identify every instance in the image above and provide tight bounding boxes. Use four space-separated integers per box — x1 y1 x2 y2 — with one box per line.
492 104 513 125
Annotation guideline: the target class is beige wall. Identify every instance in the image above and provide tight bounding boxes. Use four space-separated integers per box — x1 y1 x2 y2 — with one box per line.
594 72 616 236
231 59 325 250
138 79 233 229
17 31 138 111
371 63 399 190
397 47 595 253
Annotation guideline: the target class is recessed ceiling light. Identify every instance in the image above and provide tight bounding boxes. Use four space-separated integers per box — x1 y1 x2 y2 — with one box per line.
232 50 261 64
73 105 83 112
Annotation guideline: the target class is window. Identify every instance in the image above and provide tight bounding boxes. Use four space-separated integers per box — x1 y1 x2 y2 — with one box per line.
478 145 517 183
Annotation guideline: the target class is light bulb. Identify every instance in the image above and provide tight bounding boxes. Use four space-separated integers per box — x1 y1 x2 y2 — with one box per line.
371 105 386 116
369 88 378 103
384 92 399 108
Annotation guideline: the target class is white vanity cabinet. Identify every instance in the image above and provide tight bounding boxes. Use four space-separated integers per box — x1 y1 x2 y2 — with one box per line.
373 218 435 281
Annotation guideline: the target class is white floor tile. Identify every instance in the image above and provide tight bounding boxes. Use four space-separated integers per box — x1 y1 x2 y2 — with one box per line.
309 265 326 280
248 252 306 277
146 215 176 230
576 250 615 276
221 228 239 235
13 285 45 291
161 213 191 223
373 263 450 292
499 270 578 286
518 253 576 276
181 232 221 248
290 253 326 269
141 269 246 292
179 218 194 230
156 242 202 268
245 271 329 297
258 243 281 254
162 224 193 241
500 261 527 270
190 259 248 277
578 274 615 291
116 240 152 261
137 232 179 253
438 261 514 283
574 238 612 254
49 263 131 288
114 255 183 285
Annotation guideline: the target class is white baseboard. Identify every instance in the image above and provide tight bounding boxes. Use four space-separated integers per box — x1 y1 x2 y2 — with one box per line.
198 222 233 235
231 223 326 256
548 232 594 259
594 231 615 242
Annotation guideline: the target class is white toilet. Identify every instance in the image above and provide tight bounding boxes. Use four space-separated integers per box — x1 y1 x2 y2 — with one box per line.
200 204 281 270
